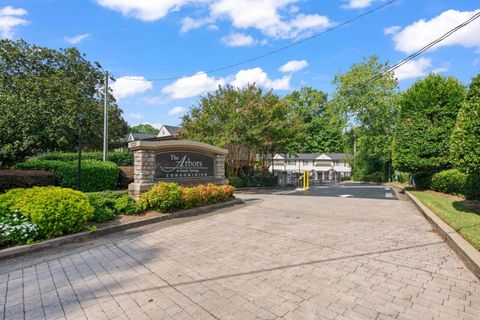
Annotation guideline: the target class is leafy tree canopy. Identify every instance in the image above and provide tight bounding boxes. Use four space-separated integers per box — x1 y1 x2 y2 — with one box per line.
129 124 159 135
332 56 398 181
393 73 465 173
180 85 304 176
284 87 344 153
0 39 128 167
450 74 480 174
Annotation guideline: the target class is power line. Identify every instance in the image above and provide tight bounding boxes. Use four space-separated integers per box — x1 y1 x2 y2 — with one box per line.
327 10 480 106
128 0 400 82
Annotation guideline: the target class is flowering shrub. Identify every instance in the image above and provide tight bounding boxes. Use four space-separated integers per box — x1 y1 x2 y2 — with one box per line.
3 187 94 238
140 183 235 212
0 210 39 245
138 183 181 213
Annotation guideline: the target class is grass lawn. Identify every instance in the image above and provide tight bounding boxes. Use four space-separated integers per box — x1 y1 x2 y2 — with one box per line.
411 190 480 251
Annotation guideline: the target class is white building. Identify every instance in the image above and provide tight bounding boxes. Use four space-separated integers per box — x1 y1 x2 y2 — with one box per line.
270 153 352 183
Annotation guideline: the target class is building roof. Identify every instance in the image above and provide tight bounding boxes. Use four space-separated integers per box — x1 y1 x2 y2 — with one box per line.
128 133 156 141
158 125 182 137
274 153 350 161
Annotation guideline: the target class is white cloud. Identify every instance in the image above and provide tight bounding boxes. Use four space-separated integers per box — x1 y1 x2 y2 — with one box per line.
64 33 90 45
389 9 480 54
230 67 291 90
394 57 432 81
342 0 375 10
95 0 190 21
221 32 255 47
161 72 225 99
168 106 187 115
161 66 291 100
180 17 213 33
384 25 400 35
279 59 308 73
0 6 28 39
128 113 145 120
210 0 332 39
97 0 332 40
110 76 153 99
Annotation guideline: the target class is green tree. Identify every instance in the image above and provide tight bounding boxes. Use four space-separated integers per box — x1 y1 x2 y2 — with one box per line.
180 85 304 176
332 56 398 181
284 87 344 153
393 74 465 174
0 39 128 166
129 124 159 135
450 74 480 174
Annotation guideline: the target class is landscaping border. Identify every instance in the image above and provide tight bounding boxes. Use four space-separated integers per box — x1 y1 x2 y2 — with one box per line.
406 190 480 279
0 197 243 260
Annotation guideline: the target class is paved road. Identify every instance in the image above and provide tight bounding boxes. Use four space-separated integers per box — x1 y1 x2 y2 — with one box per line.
281 183 397 200
1 193 479 320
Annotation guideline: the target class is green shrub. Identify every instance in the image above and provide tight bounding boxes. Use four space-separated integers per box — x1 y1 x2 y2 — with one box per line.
242 175 277 187
464 174 480 201
140 183 235 212
87 192 118 223
14 159 119 192
412 171 433 189
87 192 142 222
2 187 94 238
394 172 409 184
341 176 352 182
228 177 245 188
363 172 384 183
114 194 142 215
34 151 133 166
431 169 467 196
138 183 181 213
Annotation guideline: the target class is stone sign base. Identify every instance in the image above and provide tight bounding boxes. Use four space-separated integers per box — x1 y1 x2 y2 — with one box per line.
128 139 229 200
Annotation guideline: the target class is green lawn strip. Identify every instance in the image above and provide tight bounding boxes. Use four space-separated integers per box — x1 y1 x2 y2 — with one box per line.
411 191 480 251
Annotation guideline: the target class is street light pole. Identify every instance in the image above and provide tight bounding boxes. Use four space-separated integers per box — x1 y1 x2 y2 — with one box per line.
103 71 108 161
77 114 85 191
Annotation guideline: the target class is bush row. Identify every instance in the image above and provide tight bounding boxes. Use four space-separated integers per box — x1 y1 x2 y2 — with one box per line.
431 169 480 200
14 159 119 192
139 183 235 212
0 169 56 192
33 150 133 166
228 175 277 188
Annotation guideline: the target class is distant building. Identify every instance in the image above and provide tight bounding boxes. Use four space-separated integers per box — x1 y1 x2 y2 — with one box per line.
270 153 352 182
157 125 181 138
126 132 157 143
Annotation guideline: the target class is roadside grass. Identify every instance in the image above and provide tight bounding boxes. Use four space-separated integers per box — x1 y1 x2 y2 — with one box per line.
411 190 480 251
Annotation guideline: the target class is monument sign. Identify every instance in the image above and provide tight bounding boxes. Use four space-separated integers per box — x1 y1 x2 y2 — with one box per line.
128 139 228 199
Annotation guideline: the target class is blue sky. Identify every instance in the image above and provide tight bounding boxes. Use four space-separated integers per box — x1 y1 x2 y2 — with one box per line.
1 0 479 128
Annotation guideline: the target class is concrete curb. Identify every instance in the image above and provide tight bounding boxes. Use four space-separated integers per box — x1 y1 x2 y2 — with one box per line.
0 198 244 260
406 191 480 279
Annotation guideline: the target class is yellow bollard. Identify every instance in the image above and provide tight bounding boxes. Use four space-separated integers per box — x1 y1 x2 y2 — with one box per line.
303 171 309 189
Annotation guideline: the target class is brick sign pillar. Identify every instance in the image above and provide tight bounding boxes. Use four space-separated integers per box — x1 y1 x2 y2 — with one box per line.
128 140 228 200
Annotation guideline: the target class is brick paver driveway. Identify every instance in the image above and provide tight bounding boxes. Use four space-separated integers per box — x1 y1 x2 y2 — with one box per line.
1 194 479 320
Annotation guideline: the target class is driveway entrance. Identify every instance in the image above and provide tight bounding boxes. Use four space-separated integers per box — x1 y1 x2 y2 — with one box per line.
1 193 478 319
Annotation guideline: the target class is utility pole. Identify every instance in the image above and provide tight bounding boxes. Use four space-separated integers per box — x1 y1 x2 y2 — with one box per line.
103 71 109 161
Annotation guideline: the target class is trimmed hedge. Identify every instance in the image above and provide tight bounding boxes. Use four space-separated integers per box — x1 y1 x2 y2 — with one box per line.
1 187 94 238
228 177 245 188
465 174 480 200
431 169 467 196
412 171 433 190
139 183 235 213
243 175 277 187
0 169 56 192
34 150 133 166
14 159 119 192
